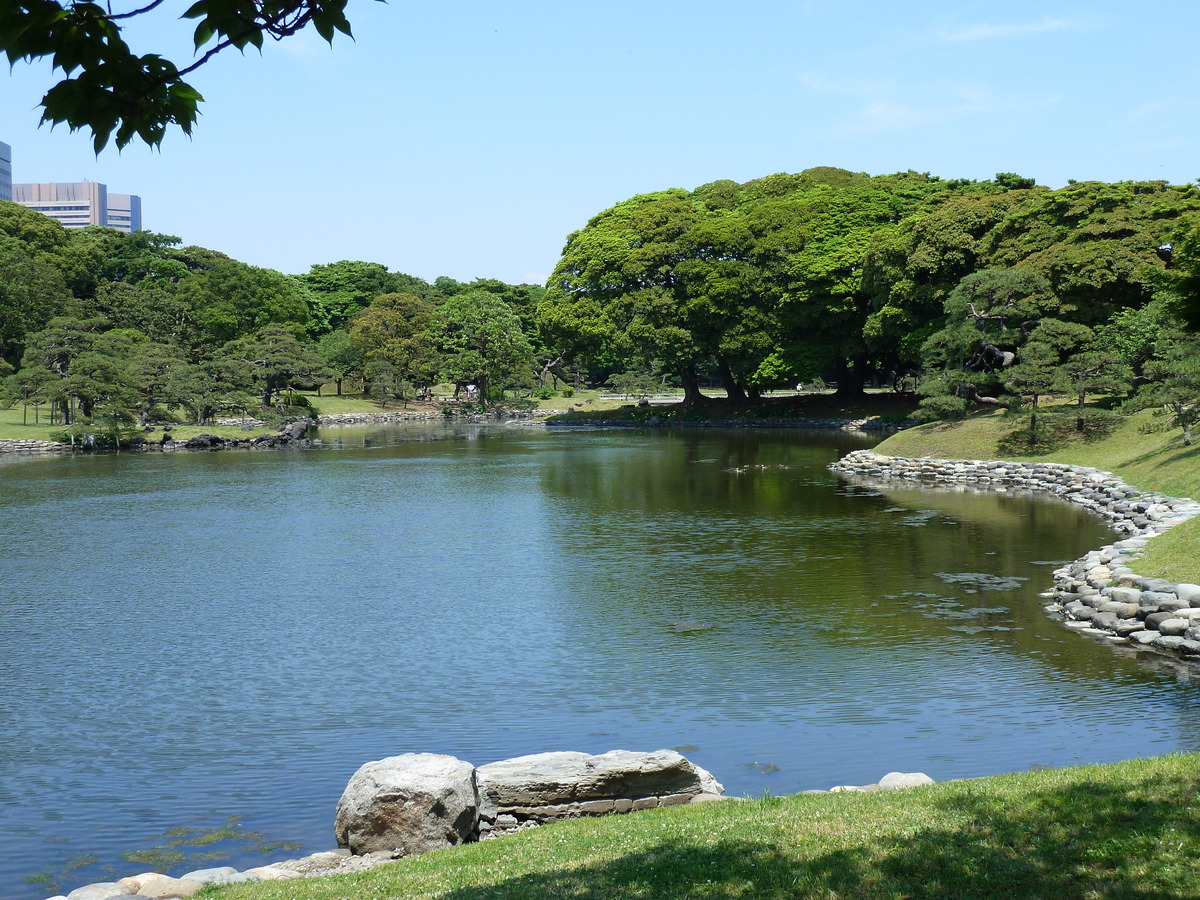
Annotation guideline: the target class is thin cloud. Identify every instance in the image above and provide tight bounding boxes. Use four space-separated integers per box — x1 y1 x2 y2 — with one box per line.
797 74 1060 138
940 17 1082 42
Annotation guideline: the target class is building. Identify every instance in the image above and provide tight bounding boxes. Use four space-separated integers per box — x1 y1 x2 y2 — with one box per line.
12 181 142 233
0 142 11 202
106 192 142 232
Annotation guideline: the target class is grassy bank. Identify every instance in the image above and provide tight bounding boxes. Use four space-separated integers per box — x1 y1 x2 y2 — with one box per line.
204 753 1200 900
874 409 1200 584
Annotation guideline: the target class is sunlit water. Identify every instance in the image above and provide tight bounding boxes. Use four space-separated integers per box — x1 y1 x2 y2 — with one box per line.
2 424 1199 898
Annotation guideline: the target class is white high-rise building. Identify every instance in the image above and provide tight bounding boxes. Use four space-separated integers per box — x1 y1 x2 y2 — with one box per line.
0 142 11 202
106 192 142 232
13 181 143 233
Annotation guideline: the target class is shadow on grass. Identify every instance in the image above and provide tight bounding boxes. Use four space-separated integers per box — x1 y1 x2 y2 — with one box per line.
432 774 1200 899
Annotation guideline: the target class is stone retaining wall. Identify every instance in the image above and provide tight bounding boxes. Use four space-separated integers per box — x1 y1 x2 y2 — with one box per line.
0 438 69 453
830 450 1200 659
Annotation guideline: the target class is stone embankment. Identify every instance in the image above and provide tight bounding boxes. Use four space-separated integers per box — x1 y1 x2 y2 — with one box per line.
831 450 1200 659
0 438 69 453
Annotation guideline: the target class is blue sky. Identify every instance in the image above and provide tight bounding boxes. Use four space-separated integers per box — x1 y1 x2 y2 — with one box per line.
2 1 1196 285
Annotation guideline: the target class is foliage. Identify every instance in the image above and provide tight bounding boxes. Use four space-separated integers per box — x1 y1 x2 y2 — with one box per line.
605 371 659 400
431 289 534 407
1123 328 1200 445
0 0 376 151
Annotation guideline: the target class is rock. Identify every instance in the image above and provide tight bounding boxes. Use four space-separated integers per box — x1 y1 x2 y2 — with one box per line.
878 772 935 790
1154 635 1186 652
1176 584 1200 605
477 749 719 822
1102 586 1142 605
1113 619 1146 636
125 873 204 898
1158 618 1190 636
1130 630 1161 645
1144 611 1178 631
1155 595 1191 613
335 753 479 856
242 866 299 881
180 866 260 885
67 885 131 900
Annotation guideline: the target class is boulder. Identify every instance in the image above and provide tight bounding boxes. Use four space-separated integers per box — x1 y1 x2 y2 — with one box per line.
878 772 935 790
335 753 479 856
477 749 721 822
1144 611 1178 631
1177 583 1200 606
180 866 259 886
125 874 204 898
1158 618 1190 636
67 887 130 900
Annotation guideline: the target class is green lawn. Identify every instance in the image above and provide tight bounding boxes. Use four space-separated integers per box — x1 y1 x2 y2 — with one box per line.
204 753 1200 900
0 404 277 444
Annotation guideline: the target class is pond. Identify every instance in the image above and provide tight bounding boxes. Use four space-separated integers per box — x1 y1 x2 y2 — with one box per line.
2 423 1199 898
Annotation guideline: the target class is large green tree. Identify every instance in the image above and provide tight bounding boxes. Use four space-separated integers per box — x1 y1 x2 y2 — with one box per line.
432 289 534 406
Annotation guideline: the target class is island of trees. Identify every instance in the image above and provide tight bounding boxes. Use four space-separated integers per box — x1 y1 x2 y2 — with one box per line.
3 165 1200 448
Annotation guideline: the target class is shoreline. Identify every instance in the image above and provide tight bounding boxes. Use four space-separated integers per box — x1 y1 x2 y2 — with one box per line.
0 412 906 456
830 449 1200 662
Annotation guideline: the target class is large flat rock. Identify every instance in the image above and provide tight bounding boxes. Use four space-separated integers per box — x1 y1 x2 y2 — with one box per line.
477 749 720 821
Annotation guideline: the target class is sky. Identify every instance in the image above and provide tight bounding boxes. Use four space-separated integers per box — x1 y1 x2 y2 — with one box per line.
2 0 1198 286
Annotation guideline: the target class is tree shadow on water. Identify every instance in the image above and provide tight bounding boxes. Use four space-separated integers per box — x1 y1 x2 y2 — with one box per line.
432 773 1200 899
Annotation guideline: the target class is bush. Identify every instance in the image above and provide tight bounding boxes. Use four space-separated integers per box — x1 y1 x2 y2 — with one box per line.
561 387 575 398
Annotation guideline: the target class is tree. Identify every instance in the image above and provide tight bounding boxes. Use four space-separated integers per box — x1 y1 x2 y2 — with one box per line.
315 328 362 395
348 292 435 385
220 324 329 407
1055 350 1132 431
18 314 108 423
918 268 1057 411
432 290 533 407
1166 218 1200 330
177 256 309 350
1126 328 1200 445
0 0 374 151
1000 321 1091 446
296 260 432 336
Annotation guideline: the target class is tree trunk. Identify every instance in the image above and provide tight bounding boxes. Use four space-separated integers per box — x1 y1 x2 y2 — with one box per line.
833 357 866 397
335 377 343 396
680 365 704 406
717 359 746 403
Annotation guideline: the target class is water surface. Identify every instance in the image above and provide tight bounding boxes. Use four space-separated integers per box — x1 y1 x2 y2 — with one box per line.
1 424 1198 898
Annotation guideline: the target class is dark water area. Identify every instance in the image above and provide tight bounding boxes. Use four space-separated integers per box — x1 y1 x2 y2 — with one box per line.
2 424 1199 898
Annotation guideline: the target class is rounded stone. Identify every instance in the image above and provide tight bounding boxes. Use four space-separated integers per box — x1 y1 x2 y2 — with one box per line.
878 772 934 790
1158 618 1190 636
335 753 479 856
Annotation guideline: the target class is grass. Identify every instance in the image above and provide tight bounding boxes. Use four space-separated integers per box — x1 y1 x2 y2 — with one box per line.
203 753 1200 900
0 403 277 444
875 407 1200 584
